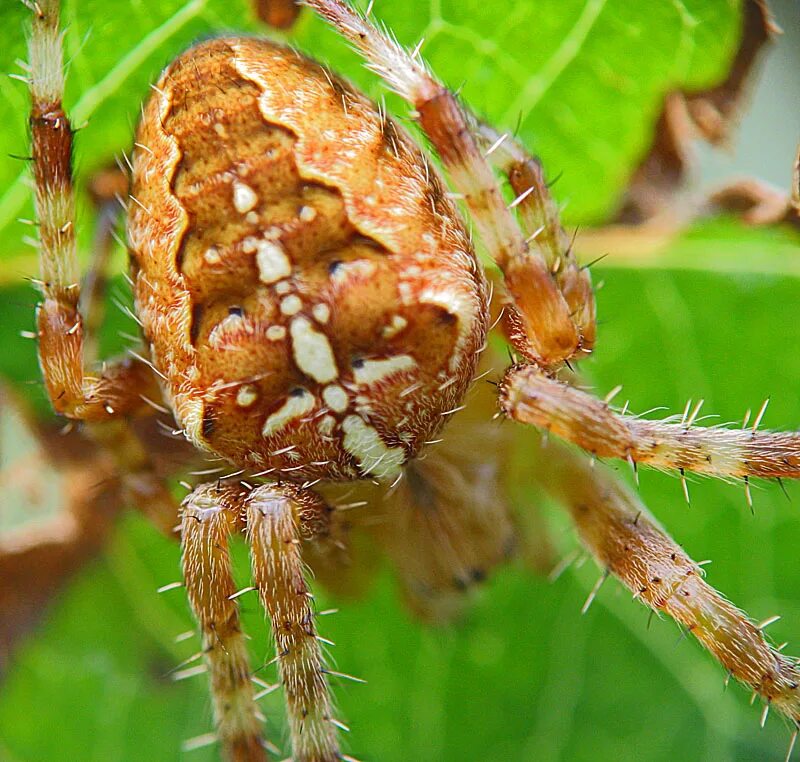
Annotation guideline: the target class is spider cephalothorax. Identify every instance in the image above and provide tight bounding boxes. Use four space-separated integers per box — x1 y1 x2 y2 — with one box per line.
129 36 489 482
20 0 800 760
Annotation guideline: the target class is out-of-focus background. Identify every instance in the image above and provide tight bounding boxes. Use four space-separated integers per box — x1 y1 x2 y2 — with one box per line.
700 0 798 191
0 1 798 761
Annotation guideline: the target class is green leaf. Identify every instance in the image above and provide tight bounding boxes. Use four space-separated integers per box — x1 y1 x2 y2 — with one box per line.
597 216 800 276
0 0 740 263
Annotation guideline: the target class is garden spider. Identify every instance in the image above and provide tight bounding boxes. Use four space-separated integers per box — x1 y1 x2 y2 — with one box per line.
16 0 800 759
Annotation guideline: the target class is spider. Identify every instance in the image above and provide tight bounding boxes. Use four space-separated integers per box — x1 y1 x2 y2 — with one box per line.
15 0 800 759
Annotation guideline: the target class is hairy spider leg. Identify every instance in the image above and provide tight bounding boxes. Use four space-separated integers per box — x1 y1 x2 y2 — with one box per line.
182 482 342 762
304 0 592 369
246 484 341 761
26 0 181 535
499 365 800 480
181 483 268 762
474 121 596 354
27 0 159 422
531 437 800 730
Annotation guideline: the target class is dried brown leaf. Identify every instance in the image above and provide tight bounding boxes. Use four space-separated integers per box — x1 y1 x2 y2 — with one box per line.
0 388 121 672
617 0 779 224
707 176 800 226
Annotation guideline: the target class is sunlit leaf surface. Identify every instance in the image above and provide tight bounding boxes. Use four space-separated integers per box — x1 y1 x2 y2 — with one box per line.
0 0 738 257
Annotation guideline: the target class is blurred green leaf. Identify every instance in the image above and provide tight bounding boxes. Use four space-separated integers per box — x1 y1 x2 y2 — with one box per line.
0 0 739 261
595 217 800 276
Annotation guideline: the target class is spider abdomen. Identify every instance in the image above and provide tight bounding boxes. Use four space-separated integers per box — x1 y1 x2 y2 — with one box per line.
128 37 488 481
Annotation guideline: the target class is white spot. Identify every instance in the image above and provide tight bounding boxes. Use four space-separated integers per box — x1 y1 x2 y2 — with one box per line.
245 211 259 225
266 325 286 341
213 123 227 138
290 317 338 383
280 295 302 316
322 384 348 413
233 181 258 213
262 390 315 437
255 240 292 284
381 314 408 339
241 237 257 253
299 205 317 222
275 281 291 295
312 303 330 324
203 246 221 265
236 384 259 408
318 415 336 436
397 282 413 302
341 415 405 480
354 355 416 386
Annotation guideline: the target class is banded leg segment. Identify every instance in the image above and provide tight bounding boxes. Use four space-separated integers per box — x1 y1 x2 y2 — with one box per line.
181 484 267 762
533 439 800 726
28 0 178 538
305 0 590 367
246 484 340 762
475 122 596 355
501 364 800 480
28 0 154 421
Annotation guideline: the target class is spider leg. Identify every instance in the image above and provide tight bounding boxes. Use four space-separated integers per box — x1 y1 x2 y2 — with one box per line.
246 484 341 762
499 364 800 480
474 122 596 355
181 482 343 762
27 0 158 421
305 0 592 367
25 1 182 534
181 482 268 761
531 437 800 729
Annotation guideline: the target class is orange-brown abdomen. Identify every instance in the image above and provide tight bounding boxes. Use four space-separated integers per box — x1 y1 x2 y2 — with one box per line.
128 37 488 481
